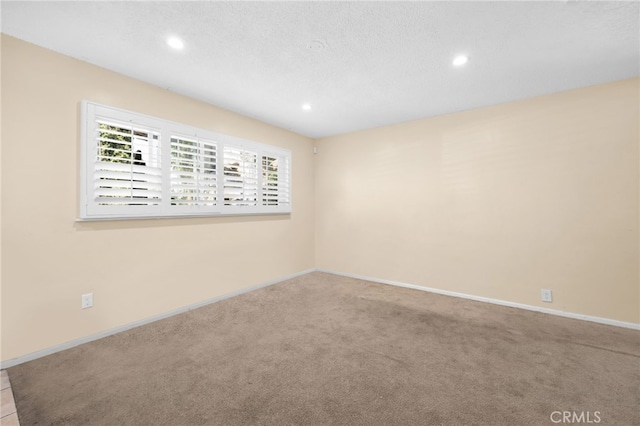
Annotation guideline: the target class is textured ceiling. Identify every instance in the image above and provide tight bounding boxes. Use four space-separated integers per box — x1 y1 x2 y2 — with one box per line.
2 1 639 138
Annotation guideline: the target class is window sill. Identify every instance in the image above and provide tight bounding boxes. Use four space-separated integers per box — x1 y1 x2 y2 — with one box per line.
76 211 291 222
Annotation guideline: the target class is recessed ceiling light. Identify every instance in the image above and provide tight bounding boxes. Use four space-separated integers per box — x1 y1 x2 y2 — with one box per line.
452 55 469 66
302 103 312 111
167 37 184 50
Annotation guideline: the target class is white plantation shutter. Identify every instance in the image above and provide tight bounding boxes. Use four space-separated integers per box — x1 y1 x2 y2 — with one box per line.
94 123 162 205
170 136 217 209
81 101 291 220
223 146 259 207
83 106 163 218
261 153 291 208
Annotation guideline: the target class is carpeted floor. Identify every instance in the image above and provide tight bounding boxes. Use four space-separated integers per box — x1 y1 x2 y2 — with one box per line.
8 272 640 425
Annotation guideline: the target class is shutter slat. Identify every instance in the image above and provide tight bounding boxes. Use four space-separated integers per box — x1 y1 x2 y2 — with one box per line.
95 188 162 198
95 198 160 206
96 128 133 139
171 172 216 180
96 170 163 184
95 181 162 192
94 182 162 192
171 141 217 155
95 163 162 175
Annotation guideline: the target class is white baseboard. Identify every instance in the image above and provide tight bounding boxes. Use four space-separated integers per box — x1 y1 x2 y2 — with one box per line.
4 267 637 369
317 269 640 331
0 268 315 370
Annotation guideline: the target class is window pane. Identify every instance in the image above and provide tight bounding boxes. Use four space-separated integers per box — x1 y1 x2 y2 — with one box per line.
94 120 161 206
170 137 217 206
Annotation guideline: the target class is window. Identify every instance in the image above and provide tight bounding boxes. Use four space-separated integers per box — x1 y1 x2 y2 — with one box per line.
80 101 291 220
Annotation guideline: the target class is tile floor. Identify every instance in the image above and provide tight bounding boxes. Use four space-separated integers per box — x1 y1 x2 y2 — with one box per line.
1 371 19 425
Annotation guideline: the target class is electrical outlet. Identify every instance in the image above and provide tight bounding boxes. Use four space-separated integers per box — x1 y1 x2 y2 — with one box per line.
81 293 93 309
541 289 553 303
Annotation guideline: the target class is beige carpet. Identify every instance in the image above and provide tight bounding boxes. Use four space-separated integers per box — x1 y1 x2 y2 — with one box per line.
8 272 640 425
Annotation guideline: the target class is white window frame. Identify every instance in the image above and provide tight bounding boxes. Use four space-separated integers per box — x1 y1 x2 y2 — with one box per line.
80 101 292 220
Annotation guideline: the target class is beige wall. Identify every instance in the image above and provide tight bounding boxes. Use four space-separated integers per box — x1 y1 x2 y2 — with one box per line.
1 35 315 362
2 34 638 364
316 78 639 324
